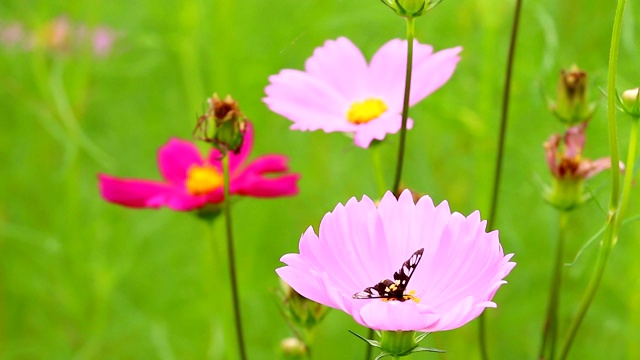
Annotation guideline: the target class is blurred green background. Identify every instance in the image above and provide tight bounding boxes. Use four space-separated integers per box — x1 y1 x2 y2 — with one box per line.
1 0 639 358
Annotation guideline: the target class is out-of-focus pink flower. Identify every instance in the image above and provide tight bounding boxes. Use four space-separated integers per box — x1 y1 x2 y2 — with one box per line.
92 26 115 57
264 37 462 148
277 190 515 332
98 122 300 211
0 22 25 47
48 16 71 52
544 122 618 179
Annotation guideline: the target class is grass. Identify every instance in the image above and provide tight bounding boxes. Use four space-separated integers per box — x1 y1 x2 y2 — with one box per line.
1 0 639 358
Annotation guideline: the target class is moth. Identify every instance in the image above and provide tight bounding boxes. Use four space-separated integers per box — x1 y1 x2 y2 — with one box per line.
352 248 424 302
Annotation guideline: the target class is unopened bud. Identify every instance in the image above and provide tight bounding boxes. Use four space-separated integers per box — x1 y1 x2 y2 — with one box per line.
619 87 640 119
380 0 443 18
550 66 596 124
280 337 307 359
280 280 329 331
193 94 247 154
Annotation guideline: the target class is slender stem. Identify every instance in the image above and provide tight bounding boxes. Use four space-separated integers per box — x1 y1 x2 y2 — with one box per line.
222 155 247 360
558 0 626 358
391 16 416 196
371 145 387 197
479 0 523 358
615 119 638 232
538 210 568 360
364 328 374 360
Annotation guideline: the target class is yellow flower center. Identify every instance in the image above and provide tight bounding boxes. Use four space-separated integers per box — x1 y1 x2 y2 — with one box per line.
186 164 224 195
381 289 421 303
346 98 388 124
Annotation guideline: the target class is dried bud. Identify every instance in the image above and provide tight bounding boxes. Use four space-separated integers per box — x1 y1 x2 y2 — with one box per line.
619 87 640 119
193 94 247 154
543 122 620 210
550 66 596 124
379 0 443 18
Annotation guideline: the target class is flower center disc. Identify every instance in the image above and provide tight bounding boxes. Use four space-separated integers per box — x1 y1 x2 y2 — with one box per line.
346 98 388 124
186 164 224 195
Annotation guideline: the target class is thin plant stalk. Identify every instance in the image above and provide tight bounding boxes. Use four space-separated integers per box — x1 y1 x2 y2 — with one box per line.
558 0 626 357
371 145 388 198
222 154 247 360
479 0 523 358
391 16 416 196
615 119 638 231
538 210 569 360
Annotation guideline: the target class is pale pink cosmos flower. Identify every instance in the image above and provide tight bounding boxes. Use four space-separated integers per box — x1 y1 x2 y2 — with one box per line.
277 190 515 332
263 37 462 148
98 122 300 211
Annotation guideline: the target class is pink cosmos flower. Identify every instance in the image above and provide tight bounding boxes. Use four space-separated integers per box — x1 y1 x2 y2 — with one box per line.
277 190 515 332
263 37 462 148
98 122 300 211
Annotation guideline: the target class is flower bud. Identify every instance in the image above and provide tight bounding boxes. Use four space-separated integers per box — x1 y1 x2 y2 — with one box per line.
193 94 247 154
280 280 328 331
280 337 307 359
619 87 640 119
550 66 596 124
380 0 443 18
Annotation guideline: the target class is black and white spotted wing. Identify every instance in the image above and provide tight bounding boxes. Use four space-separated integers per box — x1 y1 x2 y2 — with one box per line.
352 248 424 302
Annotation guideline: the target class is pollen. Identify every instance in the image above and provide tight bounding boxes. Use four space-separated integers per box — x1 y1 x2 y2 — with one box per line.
346 98 388 124
186 164 224 195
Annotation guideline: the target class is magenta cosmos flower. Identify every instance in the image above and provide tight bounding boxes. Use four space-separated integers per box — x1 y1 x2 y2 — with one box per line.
98 122 300 211
277 190 515 331
263 37 462 148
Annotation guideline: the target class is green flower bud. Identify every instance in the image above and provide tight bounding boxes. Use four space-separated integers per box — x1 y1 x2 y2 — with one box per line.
280 337 307 359
379 0 443 18
280 280 329 331
619 87 640 119
544 177 588 211
550 66 596 124
193 93 247 154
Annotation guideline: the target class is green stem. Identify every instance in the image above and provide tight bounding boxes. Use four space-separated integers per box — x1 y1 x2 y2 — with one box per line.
479 0 523 358
558 0 626 358
615 119 638 233
364 328 375 360
371 145 387 197
222 155 247 360
391 16 416 196
539 210 569 360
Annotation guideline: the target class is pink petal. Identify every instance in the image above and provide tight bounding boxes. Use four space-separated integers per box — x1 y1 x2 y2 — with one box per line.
409 46 462 106
359 300 439 331
98 174 172 209
564 122 587 158
544 134 561 177
304 37 369 100
230 155 300 197
578 157 624 179
353 114 414 148
98 174 213 211
264 69 352 132
158 138 205 185
369 39 462 108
